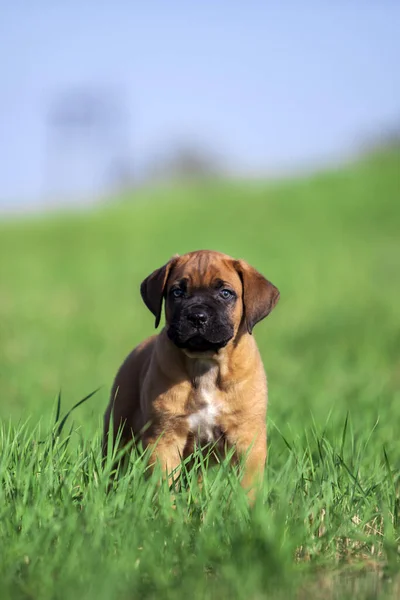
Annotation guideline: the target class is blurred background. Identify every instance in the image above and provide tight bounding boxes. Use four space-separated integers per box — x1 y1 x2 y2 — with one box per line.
0 2 399 439
1 2 400 211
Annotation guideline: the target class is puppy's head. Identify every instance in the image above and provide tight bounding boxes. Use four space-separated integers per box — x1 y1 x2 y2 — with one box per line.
140 250 280 355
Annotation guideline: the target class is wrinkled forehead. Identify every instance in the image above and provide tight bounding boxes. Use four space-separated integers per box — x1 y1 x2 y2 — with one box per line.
169 253 242 290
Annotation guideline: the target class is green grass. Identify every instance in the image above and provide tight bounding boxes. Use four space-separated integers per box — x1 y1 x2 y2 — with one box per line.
0 149 400 598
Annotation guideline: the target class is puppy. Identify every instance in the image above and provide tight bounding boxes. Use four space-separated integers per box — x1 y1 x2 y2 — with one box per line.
103 250 279 499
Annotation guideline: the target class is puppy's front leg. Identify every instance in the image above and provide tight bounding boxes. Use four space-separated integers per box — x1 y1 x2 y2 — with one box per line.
145 433 187 489
233 425 267 504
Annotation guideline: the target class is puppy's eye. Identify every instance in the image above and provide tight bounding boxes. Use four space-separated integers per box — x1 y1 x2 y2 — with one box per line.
171 288 184 299
220 289 234 299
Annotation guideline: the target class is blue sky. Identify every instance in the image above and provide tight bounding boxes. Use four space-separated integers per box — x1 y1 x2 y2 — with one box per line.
1 1 399 208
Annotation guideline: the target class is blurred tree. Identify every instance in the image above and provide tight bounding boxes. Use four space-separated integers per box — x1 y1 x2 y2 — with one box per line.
361 116 400 153
44 87 132 202
145 143 224 183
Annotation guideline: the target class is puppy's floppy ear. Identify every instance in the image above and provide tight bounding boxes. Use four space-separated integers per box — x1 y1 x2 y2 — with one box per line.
140 255 179 328
234 260 280 334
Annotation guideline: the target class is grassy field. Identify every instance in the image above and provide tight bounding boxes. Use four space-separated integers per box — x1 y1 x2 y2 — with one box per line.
0 149 399 599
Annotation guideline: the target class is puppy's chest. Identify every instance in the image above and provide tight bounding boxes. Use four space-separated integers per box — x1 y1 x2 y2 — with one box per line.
187 364 223 443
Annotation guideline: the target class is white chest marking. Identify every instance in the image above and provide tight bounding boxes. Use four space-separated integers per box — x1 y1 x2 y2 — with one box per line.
188 396 219 442
187 362 220 442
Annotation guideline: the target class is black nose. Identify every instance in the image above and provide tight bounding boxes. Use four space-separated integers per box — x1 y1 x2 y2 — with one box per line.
188 309 208 327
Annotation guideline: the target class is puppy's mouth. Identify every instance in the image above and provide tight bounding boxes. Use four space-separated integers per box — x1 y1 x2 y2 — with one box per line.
182 335 230 353
167 330 233 354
